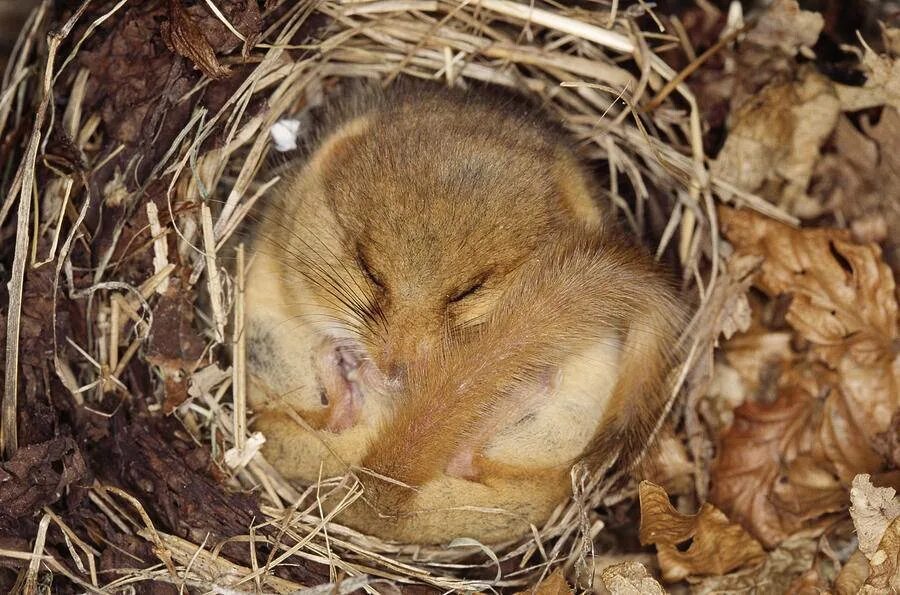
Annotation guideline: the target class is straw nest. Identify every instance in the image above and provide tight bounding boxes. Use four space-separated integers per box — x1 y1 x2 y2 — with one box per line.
0 0 798 592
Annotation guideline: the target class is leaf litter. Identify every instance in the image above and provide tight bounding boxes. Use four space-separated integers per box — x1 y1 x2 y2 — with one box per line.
637 0 900 590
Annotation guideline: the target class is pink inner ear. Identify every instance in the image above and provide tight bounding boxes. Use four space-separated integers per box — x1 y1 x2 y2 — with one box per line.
315 342 366 433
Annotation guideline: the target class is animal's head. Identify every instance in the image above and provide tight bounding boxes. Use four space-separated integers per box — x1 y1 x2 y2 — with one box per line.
261 91 603 383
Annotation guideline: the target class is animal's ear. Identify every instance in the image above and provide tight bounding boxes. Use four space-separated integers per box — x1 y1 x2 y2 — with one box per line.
311 116 374 176
552 148 605 230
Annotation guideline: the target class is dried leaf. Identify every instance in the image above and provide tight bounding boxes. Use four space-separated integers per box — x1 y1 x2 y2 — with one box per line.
516 569 572 595
814 108 900 280
719 207 898 433
873 413 900 470
718 256 764 341
692 537 818 594
850 474 900 561
722 318 794 396
598 562 666 595
786 568 833 594
712 71 841 218
709 372 850 547
835 550 871 595
836 46 900 111
638 481 766 582
161 0 231 80
639 427 695 497
862 517 900 592
711 209 900 548
705 362 750 434
745 0 824 56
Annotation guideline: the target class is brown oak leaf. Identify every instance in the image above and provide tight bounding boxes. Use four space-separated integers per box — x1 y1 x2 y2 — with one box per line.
638 481 766 582
718 207 898 443
162 0 231 80
862 517 900 592
712 209 899 547
516 569 572 595
709 371 851 547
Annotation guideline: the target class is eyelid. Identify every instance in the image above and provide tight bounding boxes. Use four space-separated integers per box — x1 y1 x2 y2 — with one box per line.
449 278 485 303
356 249 384 288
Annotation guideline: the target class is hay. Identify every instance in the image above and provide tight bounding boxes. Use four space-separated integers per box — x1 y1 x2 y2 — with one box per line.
0 0 796 591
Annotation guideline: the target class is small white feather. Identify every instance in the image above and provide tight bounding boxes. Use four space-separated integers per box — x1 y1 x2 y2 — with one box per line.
270 118 302 152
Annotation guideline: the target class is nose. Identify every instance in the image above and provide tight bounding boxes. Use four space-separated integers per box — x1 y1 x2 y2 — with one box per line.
376 305 437 384
378 335 433 385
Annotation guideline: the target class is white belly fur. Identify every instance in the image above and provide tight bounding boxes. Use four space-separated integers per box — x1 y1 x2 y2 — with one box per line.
483 334 622 468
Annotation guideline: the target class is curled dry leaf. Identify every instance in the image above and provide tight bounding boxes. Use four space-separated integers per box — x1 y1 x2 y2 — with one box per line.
711 208 899 547
712 70 841 218
692 537 819 594
597 562 666 595
516 569 572 595
162 0 231 80
638 481 766 582
850 474 900 561
862 517 900 592
718 207 898 437
744 0 824 56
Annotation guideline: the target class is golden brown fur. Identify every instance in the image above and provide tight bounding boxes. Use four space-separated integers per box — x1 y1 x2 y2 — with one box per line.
245 83 686 543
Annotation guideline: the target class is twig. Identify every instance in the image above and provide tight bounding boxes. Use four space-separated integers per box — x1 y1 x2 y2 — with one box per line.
23 514 51 594
146 201 171 295
232 243 247 451
643 22 749 112
201 203 226 342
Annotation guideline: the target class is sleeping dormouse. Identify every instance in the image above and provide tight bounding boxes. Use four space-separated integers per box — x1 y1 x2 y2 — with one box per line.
244 83 685 544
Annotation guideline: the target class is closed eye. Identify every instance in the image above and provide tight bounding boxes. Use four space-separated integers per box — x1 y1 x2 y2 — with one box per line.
356 248 384 289
449 279 485 303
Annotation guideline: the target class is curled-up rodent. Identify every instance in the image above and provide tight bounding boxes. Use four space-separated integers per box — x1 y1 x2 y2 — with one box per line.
245 83 686 544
